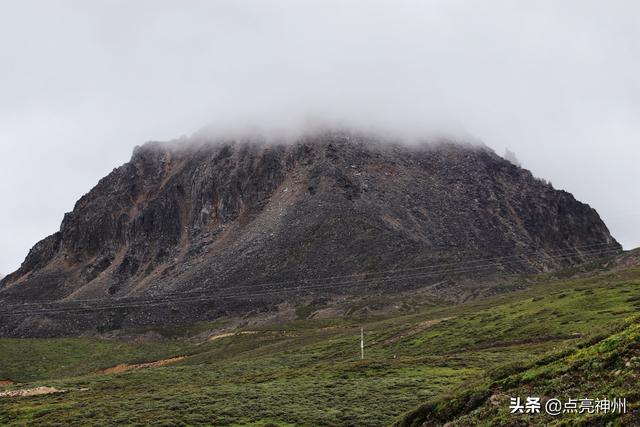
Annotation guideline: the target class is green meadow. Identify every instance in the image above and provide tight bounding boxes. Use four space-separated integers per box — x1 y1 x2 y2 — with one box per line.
1 264 639 426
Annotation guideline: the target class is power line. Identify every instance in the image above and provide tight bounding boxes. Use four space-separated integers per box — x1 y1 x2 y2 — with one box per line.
0 245 621 316
0 245 620 314
164 241 619 294
1 242 618 309
187 241 620 289
13 240 616 311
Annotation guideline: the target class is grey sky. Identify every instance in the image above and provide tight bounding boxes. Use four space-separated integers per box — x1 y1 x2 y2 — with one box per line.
1 0 639 274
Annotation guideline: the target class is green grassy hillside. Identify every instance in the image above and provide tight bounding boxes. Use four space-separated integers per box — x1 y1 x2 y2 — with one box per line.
1 264 639 426
395 317 640 427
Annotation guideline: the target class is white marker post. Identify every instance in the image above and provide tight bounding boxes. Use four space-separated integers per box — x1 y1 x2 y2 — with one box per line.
360 327 364 360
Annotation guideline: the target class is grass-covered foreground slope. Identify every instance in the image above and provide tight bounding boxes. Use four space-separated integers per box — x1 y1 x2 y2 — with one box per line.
395 316 640 427
1 263 639 426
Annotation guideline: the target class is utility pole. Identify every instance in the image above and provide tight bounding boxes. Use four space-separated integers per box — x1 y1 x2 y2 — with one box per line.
360 327 364 360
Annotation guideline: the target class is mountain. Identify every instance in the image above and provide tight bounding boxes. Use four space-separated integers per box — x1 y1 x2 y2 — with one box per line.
0 131 621 336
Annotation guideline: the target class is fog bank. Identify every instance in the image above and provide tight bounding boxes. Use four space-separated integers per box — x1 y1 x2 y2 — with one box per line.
0 0 639 273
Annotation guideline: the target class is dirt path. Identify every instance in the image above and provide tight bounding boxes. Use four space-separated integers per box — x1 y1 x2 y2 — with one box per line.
207 330 260 341
98 356 187 375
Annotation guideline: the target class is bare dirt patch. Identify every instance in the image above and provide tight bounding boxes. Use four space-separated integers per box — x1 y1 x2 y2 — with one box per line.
0 386 65 398
98 356 187 375
0 380 15 386
207 330 259 341
207 332 239 341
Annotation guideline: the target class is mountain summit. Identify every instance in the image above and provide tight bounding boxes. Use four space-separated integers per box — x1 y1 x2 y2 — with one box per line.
0 131 620 335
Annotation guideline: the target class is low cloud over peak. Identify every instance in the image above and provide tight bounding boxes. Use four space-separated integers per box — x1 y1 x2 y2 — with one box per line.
0 1 639 273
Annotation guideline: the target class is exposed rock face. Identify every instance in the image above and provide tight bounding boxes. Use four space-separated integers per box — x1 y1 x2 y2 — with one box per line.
0 131 621 335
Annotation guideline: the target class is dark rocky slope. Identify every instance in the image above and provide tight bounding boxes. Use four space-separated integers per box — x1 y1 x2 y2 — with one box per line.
0 131 621 336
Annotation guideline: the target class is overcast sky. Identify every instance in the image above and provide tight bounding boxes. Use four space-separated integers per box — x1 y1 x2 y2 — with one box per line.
0 0 639 274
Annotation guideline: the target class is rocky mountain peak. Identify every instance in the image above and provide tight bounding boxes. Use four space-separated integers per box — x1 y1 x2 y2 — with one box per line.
0 130 621 336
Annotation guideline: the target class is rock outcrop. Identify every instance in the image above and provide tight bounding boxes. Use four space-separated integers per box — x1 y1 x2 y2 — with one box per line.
0 131 621 336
